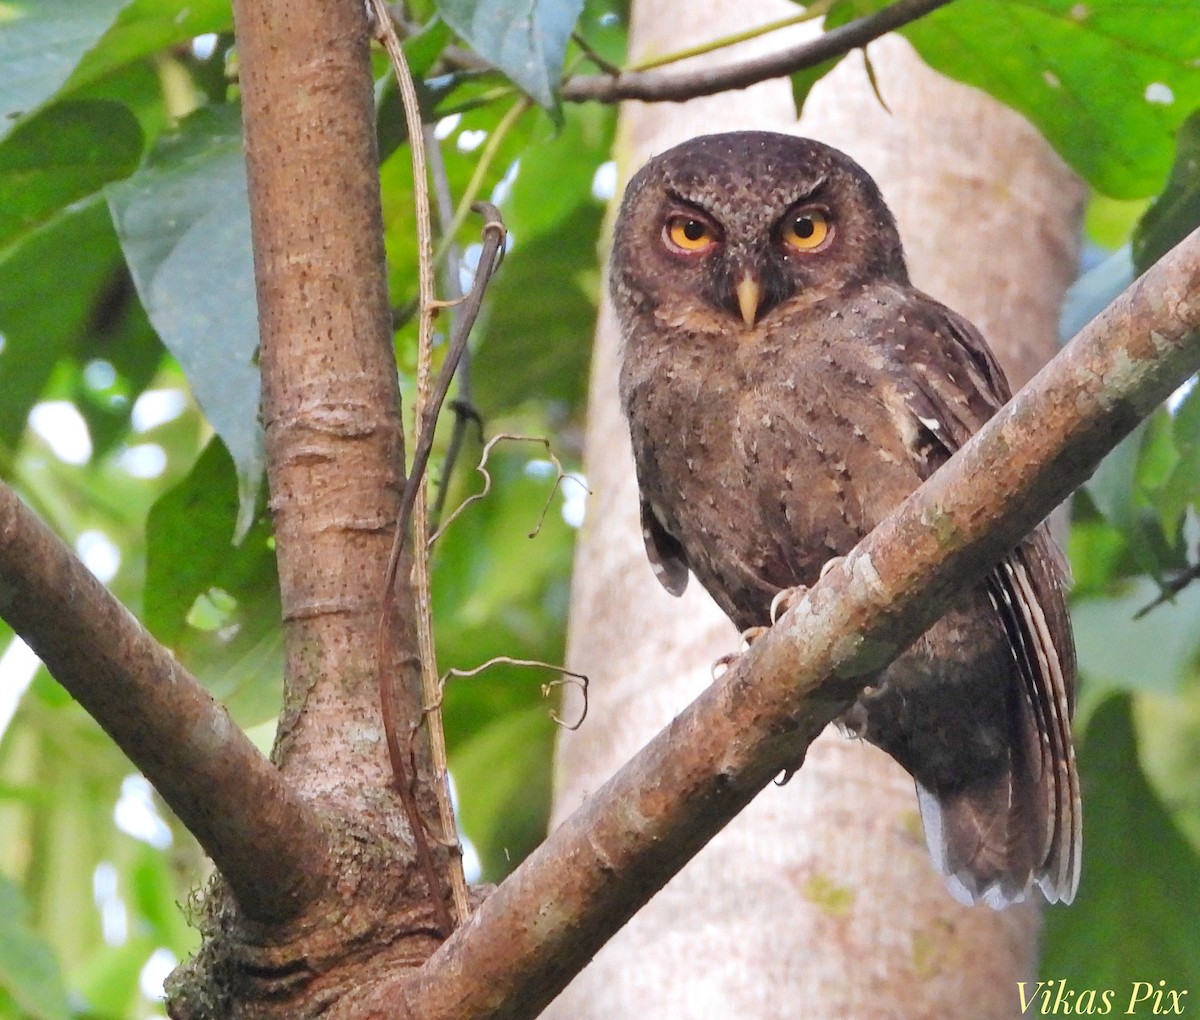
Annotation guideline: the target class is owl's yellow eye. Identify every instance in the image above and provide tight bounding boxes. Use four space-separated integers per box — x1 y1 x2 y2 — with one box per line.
665 216 717 253
780 209 830 251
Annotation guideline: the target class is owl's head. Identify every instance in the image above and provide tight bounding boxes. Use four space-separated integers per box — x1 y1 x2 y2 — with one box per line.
610 132 909 332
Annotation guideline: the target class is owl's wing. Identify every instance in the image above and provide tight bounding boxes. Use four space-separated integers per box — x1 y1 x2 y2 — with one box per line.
640 497 690 597
896 294 1081 906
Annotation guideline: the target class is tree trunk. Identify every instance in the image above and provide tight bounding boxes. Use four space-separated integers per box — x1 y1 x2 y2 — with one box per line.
548 3 1084 1016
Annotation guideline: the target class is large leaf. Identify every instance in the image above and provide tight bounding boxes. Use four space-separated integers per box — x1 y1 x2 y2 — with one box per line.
1083 413 1184 580
144 439 283 726
1156 382 1200 534
66 0 233 93
0 99 142 255
1041 695 1200 993
1074 577 1200 695
435 0 586 107
902 0 1200 198
471 104 612 414
1133 109 1200 274
107 104 263 533
0 199 123 450
0 0 129 141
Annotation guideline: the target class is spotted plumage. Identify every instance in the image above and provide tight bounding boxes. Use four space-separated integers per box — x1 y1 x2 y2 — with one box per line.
611 131 1080 907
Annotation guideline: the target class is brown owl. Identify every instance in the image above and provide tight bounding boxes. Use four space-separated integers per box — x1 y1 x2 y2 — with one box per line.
611 131 1080 908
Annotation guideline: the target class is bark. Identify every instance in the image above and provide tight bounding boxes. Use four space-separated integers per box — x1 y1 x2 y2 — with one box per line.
548 4 1085 1017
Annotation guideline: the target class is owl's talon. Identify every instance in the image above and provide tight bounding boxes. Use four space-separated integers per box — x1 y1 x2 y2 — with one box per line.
818 555 846 580
711 653 736 679
711 625 770 678
769 586 807 624
741 625 769 645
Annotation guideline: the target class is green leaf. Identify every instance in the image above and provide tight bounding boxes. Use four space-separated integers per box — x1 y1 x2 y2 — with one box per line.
903 0 1200 198
1041 695 1200 993
435 0 586 107
106 104 262 533
1084 414 1183 579
1065 501 1125 597
1133 109 1200 274
0 198 123 449
789 0 856 115
0 99 142 255
144 439 282 726
145 440 239 643
0 0 130 141
1157 383 1200 529
471 104 613 414
1074 577 1200 695
0 877 71 1020
67 0 233 93
1135 686 1200 855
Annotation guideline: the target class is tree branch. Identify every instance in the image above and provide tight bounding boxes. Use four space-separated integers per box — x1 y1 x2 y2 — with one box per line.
234 0 424 832
0 481 330 924
344 228 1200 1019
561 0 954 103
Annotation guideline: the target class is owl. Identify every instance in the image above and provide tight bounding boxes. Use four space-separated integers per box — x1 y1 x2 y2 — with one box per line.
611 131 1080 908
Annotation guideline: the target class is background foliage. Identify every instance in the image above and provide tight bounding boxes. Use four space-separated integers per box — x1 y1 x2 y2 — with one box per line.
0 0 1198 1015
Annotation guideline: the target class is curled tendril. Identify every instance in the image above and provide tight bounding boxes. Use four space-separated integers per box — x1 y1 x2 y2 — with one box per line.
438 656 590 731
429 433 591 547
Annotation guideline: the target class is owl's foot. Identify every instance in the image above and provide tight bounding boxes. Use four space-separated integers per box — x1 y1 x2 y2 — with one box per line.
769 557 847 623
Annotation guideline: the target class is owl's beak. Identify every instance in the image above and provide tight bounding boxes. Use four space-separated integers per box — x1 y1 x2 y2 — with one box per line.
735 274 762 328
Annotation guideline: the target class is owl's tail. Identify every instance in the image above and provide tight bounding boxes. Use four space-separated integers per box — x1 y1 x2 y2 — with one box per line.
912 572 1081 912
848 547 1081 908
915 771 1069 909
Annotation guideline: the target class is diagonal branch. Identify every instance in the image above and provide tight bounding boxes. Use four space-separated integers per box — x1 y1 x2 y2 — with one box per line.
0 481 330 924
561 0 954 103
342 229 1200 1019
